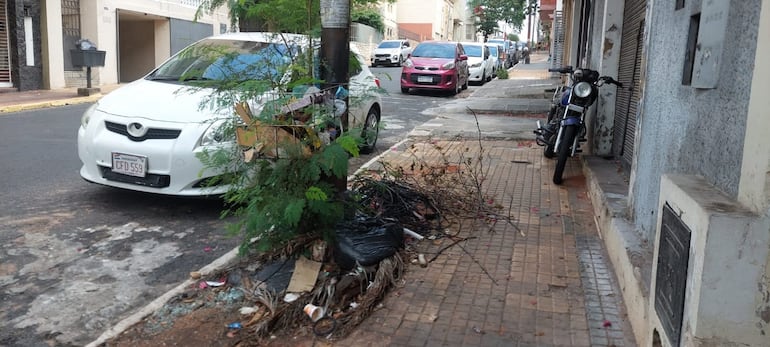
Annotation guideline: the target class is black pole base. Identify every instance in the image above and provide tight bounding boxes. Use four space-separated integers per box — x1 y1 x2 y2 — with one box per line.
77 87 101 96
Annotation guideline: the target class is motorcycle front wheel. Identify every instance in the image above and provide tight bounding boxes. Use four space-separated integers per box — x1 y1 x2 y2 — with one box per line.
553 125 577 184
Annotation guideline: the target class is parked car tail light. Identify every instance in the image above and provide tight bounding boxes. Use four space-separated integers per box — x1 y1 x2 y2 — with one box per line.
442 61 455 70
374 77 381 88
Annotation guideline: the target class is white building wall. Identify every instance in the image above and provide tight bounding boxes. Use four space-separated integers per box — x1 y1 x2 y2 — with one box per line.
397 0 454 40
379 1 399 40
42 0 230 88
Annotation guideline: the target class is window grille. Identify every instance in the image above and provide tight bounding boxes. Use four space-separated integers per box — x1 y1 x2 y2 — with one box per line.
62 0 81 71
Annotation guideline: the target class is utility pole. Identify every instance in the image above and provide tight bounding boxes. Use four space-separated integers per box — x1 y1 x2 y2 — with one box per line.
526 0 533 47
320 0 350 192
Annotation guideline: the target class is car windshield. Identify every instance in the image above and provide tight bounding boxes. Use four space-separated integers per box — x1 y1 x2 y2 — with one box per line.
147 38 301 83
378 41 400 48
463 45 483 57
411 43 456 59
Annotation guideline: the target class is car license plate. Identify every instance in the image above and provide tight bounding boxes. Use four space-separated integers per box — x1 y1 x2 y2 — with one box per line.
417 76 433 83
112 152 147 177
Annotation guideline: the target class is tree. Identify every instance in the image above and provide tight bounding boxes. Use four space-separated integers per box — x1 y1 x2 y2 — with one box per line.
508 33 520 42
469 0 527 41
196 0 392 33
352 5 385 33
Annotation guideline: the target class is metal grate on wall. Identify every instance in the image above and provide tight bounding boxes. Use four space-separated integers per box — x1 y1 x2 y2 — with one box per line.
654 203 691 347
550 10 565 76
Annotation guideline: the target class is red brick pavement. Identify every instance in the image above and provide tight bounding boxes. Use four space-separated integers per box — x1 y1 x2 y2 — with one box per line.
323 140 634 347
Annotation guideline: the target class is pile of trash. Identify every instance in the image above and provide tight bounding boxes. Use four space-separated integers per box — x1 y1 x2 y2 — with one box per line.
142 176 441 344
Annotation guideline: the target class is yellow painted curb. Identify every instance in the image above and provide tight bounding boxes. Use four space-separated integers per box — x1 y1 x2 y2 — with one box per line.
0 94 103 114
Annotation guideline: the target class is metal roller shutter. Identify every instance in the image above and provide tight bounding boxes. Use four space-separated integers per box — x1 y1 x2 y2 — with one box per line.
550 10 565 75
613 0 646 169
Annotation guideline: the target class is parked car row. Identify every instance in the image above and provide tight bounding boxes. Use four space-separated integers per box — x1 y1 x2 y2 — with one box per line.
395 39 515 95
486 38 519 68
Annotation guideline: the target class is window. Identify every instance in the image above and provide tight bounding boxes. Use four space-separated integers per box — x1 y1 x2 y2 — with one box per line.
675 0 685 10
62 0 81 71
682 13 700 85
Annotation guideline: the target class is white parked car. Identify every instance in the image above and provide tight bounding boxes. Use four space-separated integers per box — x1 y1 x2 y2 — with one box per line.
483 43 501 78
460 42 493 84
371 39 412 67
77 32 382 196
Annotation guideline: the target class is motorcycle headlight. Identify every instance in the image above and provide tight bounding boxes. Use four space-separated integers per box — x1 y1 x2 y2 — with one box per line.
81 103 98 129
198 120 228 147
442 61 455 70
573 82 592 98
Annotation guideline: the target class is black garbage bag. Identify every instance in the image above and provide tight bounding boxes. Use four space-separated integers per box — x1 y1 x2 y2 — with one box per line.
334 216 404 270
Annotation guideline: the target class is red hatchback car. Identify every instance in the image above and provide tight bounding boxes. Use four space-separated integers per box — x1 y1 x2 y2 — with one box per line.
400 41 469 95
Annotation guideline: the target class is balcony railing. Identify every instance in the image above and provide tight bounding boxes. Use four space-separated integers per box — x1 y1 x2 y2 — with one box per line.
177 0 203 8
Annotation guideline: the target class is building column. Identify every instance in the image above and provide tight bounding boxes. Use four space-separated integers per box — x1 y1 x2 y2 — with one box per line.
589 0 624 156
738 1 770 213
41 0 65 89
81 1 117 85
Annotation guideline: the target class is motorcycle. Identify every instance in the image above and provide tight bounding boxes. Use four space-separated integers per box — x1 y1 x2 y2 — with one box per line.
534 66 623 184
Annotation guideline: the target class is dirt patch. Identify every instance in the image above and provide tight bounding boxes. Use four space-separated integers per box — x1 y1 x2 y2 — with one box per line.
109 306 239 347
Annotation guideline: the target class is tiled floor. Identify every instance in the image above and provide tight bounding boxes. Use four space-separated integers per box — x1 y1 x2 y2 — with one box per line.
333 140 635 347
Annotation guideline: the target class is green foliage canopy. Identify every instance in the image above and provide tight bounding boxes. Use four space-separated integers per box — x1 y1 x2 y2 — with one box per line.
197 0 394 33
469 0 527 41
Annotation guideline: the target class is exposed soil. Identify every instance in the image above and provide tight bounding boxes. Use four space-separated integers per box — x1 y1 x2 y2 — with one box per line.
109 307 240 347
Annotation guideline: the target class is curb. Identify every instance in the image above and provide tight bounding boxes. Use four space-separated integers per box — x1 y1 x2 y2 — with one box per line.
0 94 102 114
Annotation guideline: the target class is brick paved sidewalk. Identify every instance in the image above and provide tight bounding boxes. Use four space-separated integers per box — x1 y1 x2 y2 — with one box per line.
330 140 635 347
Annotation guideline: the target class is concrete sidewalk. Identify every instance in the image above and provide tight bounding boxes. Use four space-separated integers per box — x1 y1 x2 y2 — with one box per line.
0 84 122 113
1 53 637 346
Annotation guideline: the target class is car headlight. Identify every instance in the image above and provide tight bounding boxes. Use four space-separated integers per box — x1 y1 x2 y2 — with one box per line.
198 120 228 147
573 82 592 98
403 59 413 67
81 103 98 129
470 62 482 68
442 61 455 70
392 55 399 59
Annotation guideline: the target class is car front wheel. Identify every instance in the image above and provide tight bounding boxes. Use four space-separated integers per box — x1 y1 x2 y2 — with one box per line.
360 107 380 154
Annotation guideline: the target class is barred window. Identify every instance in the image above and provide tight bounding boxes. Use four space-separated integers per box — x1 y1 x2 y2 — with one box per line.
62 0 81 71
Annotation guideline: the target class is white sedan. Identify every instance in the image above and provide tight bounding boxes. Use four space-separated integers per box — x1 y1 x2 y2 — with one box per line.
78 32 382 196
460 42 494 85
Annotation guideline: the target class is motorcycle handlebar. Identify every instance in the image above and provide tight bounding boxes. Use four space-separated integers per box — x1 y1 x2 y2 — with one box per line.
547 66 573 74
600 76 624 88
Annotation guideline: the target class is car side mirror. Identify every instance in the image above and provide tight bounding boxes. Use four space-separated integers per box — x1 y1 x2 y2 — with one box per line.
460 55 468 61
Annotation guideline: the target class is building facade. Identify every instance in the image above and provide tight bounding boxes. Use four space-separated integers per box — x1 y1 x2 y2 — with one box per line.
396 0 461 41
5 0 228 91
379 0 398 40
556 0 770 346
